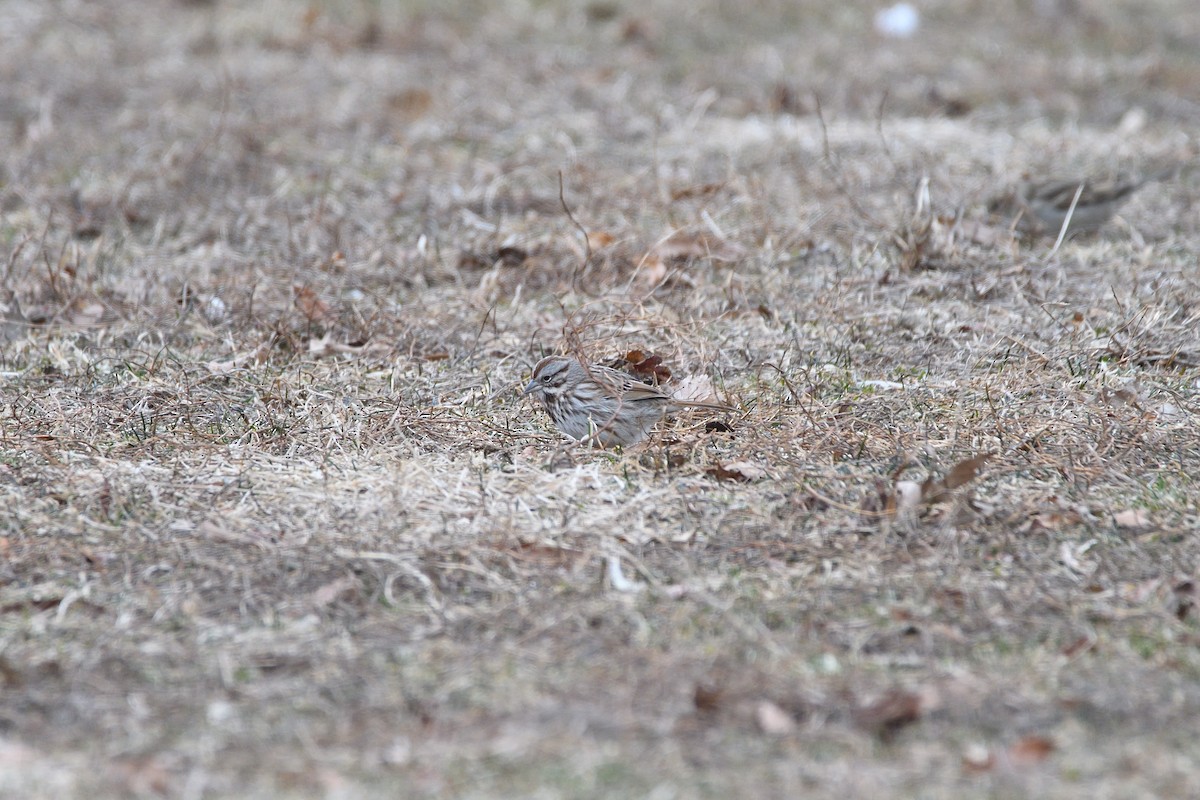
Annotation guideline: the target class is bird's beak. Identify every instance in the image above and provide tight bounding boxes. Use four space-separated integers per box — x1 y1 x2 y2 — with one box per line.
523 378 538 396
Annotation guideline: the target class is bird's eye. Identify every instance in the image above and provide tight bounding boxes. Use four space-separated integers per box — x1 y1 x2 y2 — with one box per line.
542 374 552 383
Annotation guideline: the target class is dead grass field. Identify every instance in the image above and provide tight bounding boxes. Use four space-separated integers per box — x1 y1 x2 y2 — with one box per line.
2 0 1200 797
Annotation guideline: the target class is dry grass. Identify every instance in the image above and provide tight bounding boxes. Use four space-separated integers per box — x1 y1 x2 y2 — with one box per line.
2 0 1200 797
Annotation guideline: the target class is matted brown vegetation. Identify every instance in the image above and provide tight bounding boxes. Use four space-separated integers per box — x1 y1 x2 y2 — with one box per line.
2 0 1199 797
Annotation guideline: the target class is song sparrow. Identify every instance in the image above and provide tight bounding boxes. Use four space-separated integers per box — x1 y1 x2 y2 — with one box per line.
523 355 729 448
990 167 1178 237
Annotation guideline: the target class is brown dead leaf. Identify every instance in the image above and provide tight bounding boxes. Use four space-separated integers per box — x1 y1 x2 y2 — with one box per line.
495 245 528 267
294 285 333 322
599 350 674 384
0 657 22 688
587 231 616 249
1174 580 1196 621
631 355 668 381
942 452 995 492
693 683 724 713
457 251 490 271
670 182 725 201
854 688 927 740
508 542 586 568
922 452 994 504
860 477 899 519
625 351 671 383
1009 735 1055 765
1061 635 1095 658
706 464 751 482
705 461 766 482
389 87 432 118
865 453 993 525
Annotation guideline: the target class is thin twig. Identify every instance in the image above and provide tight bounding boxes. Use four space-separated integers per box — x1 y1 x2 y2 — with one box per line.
875 89 896 167
813 92 831 162
812 92 885 228
1049 182 1085 256
559 170 592 291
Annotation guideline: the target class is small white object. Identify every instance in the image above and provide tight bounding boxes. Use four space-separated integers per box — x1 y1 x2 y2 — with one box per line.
606 556 644 593
755 701 797 736
895 480 924 514
203 296 226 323
875 2 920 38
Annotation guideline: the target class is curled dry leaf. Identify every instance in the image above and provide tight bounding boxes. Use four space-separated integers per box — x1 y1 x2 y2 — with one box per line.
1008 735 1055 765
922 452 995 504
943 452 994 491
706 461 767 483
602 350 673 384
628 353 669 381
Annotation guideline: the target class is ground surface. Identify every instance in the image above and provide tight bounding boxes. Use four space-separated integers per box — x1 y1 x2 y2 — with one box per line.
2 0 1200 797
